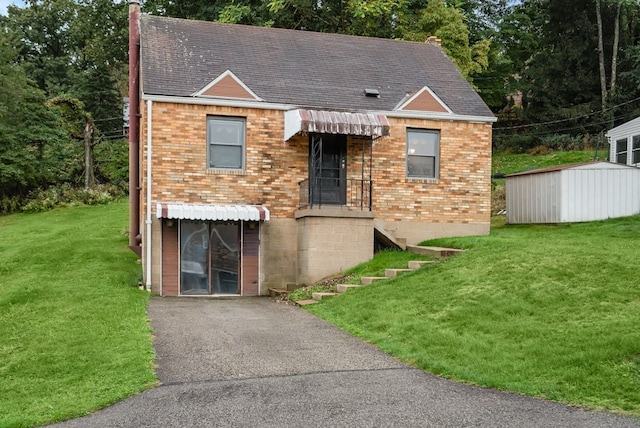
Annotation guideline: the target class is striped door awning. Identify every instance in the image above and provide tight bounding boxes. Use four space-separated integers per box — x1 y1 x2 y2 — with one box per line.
284 109 391 141
156 203 270 221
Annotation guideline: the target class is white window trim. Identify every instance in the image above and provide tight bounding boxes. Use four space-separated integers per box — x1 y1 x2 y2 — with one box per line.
406 128 440 179
207 116 246 171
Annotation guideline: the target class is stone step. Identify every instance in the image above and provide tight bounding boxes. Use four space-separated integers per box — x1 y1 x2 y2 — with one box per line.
268 288 289 298
407 245 464 258
360 276 387 285
384 268 413 278
408 260 438 270
312 292 339 301
337 283 363 293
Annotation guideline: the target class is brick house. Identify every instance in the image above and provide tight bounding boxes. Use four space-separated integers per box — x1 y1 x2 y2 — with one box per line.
128 3 496 296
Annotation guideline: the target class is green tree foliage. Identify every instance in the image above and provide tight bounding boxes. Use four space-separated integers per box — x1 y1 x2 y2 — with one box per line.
5 0 127 136
1 0 129 207
493 0 640 152
402 0 490 82
0 29 70 198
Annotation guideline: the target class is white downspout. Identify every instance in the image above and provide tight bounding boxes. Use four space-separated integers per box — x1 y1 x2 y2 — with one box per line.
145 100 153 291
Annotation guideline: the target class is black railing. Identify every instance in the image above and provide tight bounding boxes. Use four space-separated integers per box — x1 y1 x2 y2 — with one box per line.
299 178 372 210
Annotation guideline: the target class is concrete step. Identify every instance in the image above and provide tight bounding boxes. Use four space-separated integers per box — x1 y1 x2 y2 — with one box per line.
337 283 363 293
408 260 438 269
407 245 464 258
268 288 289 298
361 277 387 285
312 292 339 301
384 268 413 278
295 299 319 306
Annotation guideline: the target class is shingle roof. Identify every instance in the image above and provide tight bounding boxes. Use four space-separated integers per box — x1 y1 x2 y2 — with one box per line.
140 15 494 118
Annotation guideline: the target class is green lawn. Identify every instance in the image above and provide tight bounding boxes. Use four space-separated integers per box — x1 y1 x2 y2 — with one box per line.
308 216 640 415
492 149 598 175
0 201 156 427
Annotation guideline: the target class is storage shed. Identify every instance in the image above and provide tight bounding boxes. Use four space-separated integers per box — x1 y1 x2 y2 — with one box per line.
607 116 640 166
506 161 640 224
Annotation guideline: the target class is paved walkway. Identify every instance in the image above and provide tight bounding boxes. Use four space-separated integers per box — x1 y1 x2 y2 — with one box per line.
54 297 640 427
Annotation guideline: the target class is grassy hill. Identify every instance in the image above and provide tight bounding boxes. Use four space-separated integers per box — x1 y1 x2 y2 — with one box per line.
309 215 640 415
0 201 156 427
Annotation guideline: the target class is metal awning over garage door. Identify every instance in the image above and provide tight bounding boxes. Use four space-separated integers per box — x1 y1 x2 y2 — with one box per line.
284 109 391 141
156 203 270 221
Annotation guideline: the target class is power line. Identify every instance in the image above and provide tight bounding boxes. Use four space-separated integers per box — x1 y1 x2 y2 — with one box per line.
494 96 640 131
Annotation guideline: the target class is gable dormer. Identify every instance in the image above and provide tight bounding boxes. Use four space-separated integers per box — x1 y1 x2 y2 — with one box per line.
394 86 452 114
193 70 262 101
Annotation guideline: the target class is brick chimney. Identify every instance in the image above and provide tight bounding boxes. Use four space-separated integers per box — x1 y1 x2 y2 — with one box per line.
425 36 442 46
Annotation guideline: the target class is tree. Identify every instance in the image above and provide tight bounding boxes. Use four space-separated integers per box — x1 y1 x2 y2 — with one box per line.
48 96 97 189
402 0 490 81
0 28 69 197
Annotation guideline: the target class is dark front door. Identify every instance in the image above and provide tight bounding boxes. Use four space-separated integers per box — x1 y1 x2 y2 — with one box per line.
309 134 347 206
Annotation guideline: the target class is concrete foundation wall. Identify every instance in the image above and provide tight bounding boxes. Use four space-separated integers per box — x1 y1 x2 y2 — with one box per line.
296 208 375 284
380 220 489 247
260 218 298 292
140 217 162 295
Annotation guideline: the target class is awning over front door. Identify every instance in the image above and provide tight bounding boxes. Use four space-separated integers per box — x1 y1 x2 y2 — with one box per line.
156 203 270 221
284 109 391 142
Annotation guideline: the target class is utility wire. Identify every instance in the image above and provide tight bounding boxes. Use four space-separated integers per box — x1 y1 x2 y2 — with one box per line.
494 96 640 130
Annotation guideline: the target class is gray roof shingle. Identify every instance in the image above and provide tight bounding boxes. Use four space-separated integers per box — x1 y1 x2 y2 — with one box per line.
140 15 494 118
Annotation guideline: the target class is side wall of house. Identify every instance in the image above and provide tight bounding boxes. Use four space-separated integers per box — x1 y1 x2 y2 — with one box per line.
372 118 493 245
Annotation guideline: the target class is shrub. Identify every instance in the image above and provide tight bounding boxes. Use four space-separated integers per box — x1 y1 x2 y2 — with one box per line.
21 183 127 213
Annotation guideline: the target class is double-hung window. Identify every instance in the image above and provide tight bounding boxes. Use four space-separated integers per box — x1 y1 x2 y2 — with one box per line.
616 138 628 164
207 116 245 170
407 129 440 179
632 136 640 165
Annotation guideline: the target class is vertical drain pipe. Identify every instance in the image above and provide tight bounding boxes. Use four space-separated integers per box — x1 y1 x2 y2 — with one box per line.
145 100 153 291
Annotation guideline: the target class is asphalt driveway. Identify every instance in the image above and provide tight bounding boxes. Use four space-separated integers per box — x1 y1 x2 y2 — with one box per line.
54 297 640 427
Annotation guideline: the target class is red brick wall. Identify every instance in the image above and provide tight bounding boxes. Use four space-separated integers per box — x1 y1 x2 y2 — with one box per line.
140 102 491 225
161 221 179 296
372 118 492 224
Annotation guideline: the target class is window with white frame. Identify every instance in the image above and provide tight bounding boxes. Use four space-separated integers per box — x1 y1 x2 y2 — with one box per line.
615 138 628 164
407 129 440 178
207 116 245 169
632 136 640 164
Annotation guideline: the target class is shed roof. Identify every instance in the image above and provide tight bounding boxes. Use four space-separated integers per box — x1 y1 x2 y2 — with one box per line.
506 161 635 178
139 15 494 118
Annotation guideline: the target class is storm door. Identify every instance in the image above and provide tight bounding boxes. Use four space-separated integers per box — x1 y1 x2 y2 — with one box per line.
309 134 347 206
180 221 240 295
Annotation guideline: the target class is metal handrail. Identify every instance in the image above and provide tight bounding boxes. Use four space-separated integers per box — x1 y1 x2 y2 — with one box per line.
298 178 372 210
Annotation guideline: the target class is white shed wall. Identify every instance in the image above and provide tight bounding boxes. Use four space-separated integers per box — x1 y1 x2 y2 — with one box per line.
506 172 562 224
561 168 640 222
507 162 640 224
